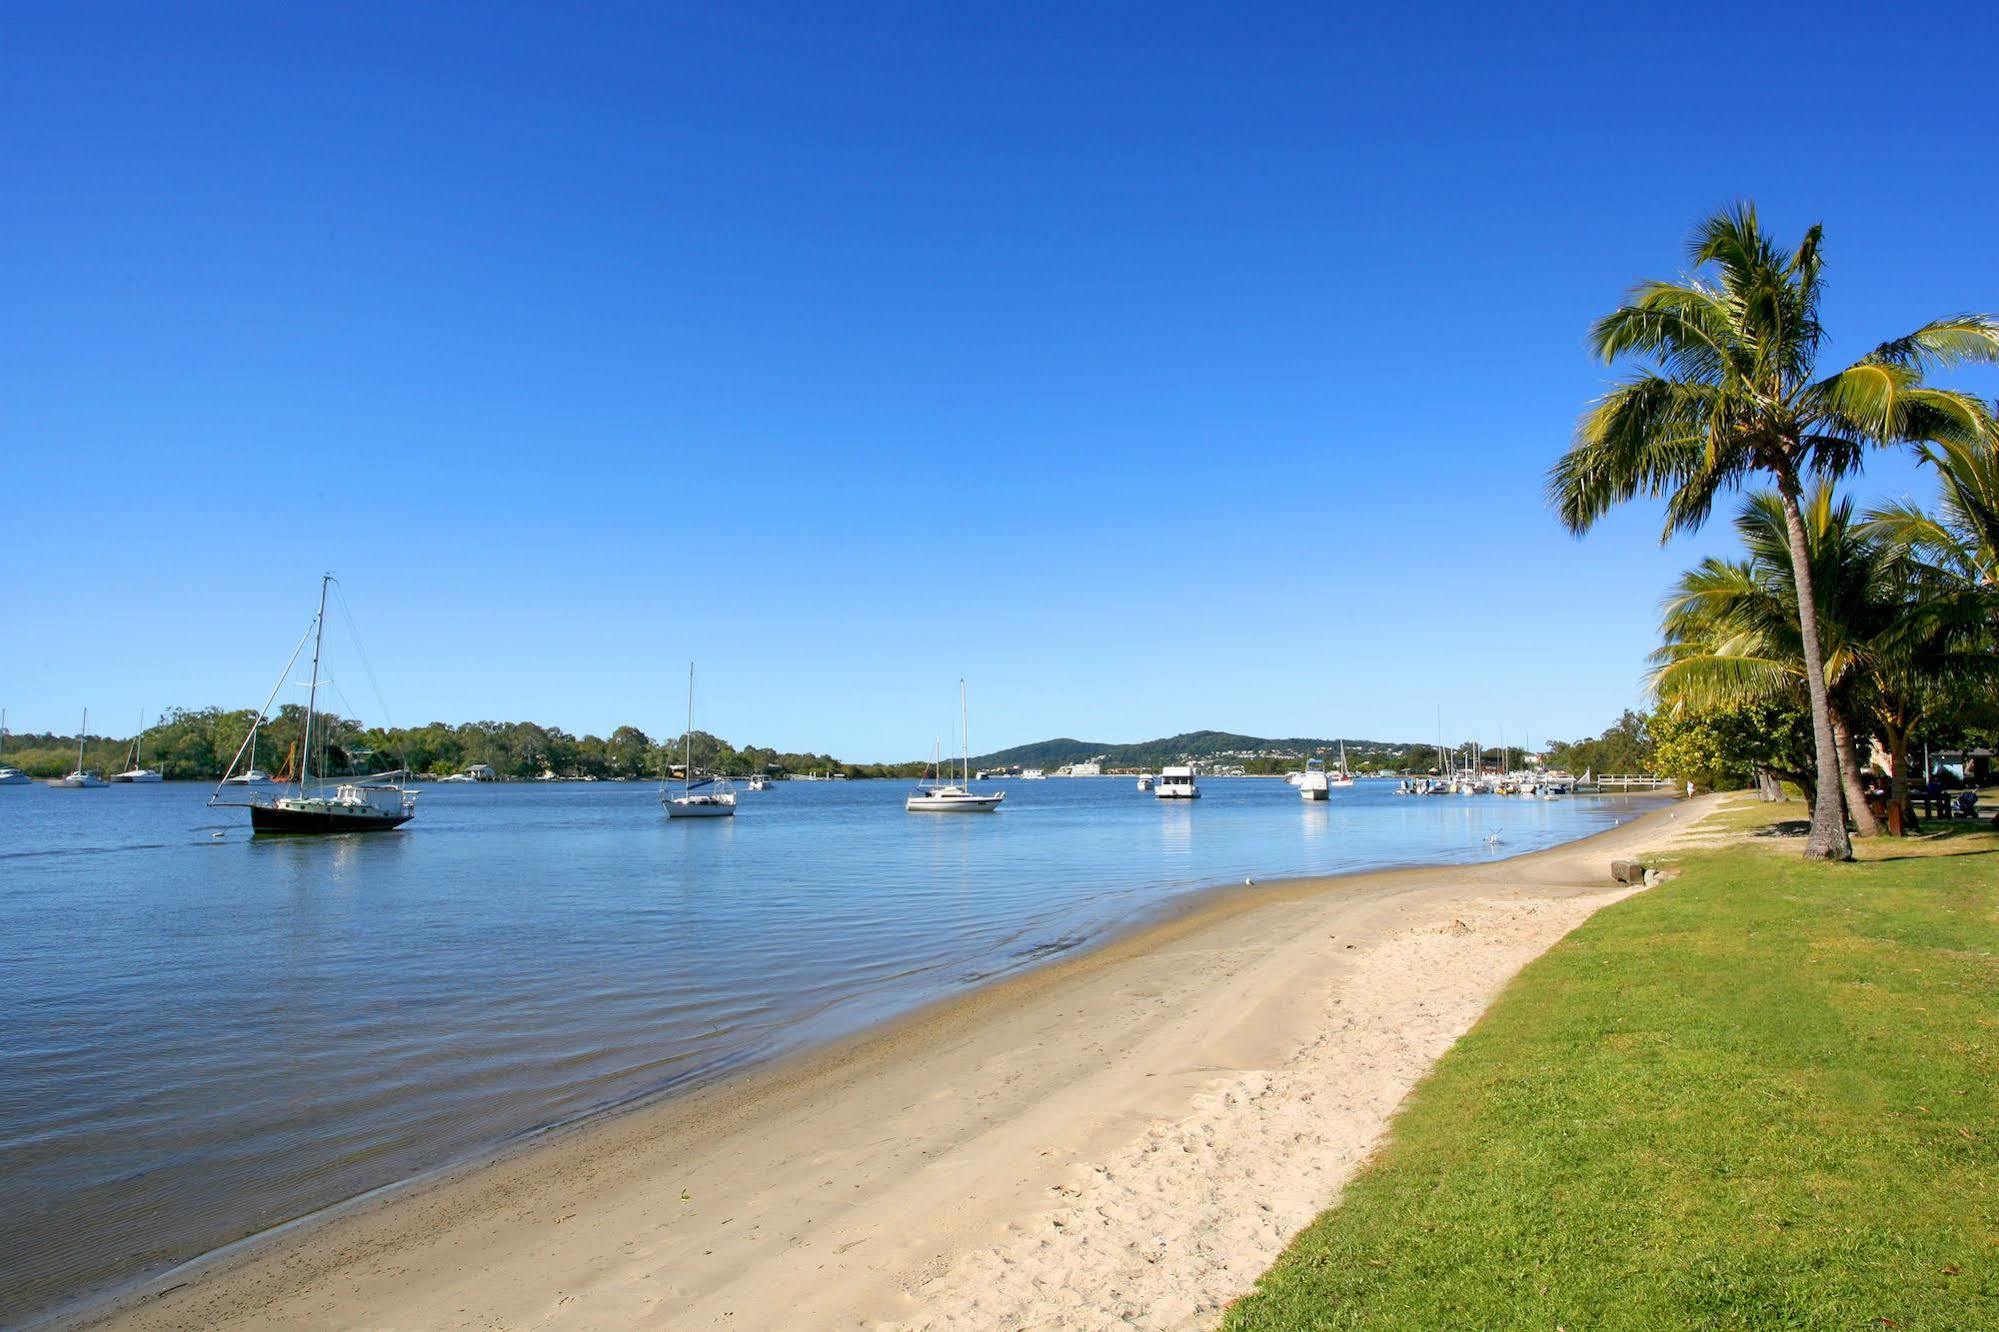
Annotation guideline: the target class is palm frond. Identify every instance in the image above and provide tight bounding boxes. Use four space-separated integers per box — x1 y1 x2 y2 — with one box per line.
1864 315 1999 372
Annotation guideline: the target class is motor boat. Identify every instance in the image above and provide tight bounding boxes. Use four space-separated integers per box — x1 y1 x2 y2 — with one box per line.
1155 765 1199 799
1136 774 1154 791
1297 758 1331 801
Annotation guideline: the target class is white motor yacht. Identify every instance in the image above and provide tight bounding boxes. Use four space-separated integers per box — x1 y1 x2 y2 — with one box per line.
1297 757 1331 801
1155 765 1199 799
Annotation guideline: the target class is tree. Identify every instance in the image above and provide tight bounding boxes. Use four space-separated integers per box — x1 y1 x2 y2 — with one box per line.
1548 202 1999 860
1652 698 1814 797
1653 486 1993 832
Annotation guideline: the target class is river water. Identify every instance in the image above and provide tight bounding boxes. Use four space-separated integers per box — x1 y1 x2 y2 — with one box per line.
0 776 1635 1321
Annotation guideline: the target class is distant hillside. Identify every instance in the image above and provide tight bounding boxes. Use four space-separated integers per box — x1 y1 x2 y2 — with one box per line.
972 730 1435 770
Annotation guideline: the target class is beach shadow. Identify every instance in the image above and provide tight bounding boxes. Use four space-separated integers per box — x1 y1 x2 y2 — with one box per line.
1752 820 1810 839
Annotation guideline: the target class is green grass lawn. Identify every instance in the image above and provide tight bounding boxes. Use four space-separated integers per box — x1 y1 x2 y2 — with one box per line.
1224 804 1999 1331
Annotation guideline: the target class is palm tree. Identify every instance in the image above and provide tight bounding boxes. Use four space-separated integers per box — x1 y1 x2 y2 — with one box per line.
1549 203 1999 860
1865 428 1999 592
1654 487 1992 832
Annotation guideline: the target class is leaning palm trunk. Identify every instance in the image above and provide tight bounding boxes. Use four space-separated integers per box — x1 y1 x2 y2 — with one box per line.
1777 482 1856 859
1828 706 1878 837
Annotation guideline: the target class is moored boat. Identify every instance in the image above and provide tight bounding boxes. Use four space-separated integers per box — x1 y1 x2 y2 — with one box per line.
0 709 30 785
664 663 737 819
110 711 163 782
52 709 107 787
906 681 1003 813
1155 765 1199 799
210 575 417 833
1297 757 1331 801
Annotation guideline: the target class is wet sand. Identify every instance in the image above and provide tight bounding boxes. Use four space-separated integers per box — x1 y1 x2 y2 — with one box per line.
84 794 1704 1331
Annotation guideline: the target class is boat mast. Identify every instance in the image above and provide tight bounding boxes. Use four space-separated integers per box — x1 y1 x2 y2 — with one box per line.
300 574 331 794
78 707 87 773
684 662 694 795
960 679 969 784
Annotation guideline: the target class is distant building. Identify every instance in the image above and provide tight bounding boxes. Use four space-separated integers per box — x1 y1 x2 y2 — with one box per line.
465 763 497 782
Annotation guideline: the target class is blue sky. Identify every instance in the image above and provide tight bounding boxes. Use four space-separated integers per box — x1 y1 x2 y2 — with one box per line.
6 1 1997 760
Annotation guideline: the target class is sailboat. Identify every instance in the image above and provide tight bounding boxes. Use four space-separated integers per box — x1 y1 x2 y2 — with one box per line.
52 709 108 787
223 722 271 784
906 681 1004 812
211 575 416 832
1328 740 1356 788
110 711 164 782
0 709 30 785
663 663 736 819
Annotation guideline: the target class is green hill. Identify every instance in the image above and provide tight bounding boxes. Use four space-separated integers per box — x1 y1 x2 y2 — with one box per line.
972 730 1435 771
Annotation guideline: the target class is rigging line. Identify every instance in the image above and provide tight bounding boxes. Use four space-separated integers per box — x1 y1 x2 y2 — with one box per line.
210 616 316 805
331 579 413 780
331 580 393 728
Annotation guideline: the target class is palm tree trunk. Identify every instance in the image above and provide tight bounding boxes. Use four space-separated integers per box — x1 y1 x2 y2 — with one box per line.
1775 477 1854 860
1885 720 1912 834
1830 708 1879 837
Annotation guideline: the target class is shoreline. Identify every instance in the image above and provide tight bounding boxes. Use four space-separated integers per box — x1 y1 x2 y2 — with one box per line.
67 792 1683 1330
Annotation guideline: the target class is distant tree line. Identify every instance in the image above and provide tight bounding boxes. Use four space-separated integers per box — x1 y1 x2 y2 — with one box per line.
0 706 935 782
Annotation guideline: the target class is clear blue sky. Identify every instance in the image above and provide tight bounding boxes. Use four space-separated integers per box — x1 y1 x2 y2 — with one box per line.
6 2 1996 760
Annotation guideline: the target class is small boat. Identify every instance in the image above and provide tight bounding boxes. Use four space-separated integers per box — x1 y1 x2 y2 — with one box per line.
1020 768 1045 780
1155 765 1199 799
1328 741 1356 788
1297 757 1331 801
110 711 164 782
212 575 416 833
1284 771 1304 787
1136 774 1154 791
52 709 108 788
0 709 30 786
223 767 271 785
664 663 736 819
746 774 769 792
907 682 1003 813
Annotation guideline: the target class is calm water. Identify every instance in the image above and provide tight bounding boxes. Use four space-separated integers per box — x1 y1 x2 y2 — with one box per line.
0 777 1633 1321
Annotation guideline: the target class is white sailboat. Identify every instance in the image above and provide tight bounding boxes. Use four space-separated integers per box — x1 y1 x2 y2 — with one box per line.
0 709 30 785
210 575 417 832
664 663 736 819
906 681 1003 812
110 710 164 782
52 709 108 787
1328 740 1356 787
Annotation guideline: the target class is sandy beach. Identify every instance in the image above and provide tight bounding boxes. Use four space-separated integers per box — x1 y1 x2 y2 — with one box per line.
83 794 1708 1331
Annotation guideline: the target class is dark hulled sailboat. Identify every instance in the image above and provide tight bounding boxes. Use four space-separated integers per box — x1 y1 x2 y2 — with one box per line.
213 574 416 834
